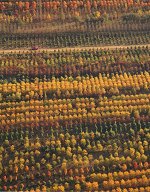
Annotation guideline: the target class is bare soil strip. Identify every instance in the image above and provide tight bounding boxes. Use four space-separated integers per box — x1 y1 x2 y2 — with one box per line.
0 44 149 54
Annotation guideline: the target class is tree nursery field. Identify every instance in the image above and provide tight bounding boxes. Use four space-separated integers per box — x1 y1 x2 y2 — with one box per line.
0 0 150 192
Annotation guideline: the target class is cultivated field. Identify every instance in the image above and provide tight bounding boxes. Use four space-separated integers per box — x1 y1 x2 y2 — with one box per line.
0 0 150 191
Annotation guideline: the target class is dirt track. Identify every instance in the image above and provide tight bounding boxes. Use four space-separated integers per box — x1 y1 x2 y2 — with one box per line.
0 44 149 54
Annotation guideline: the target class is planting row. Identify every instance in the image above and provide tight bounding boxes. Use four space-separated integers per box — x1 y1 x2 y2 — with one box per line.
0 120 149 191
0 0 149 24
1 92 150 129
1 0 149 12
0 72 149 100
0 46 149 77
1 31 149 49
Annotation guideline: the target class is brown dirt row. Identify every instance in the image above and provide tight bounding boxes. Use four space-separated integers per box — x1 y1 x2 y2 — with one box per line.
0 44 149 54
